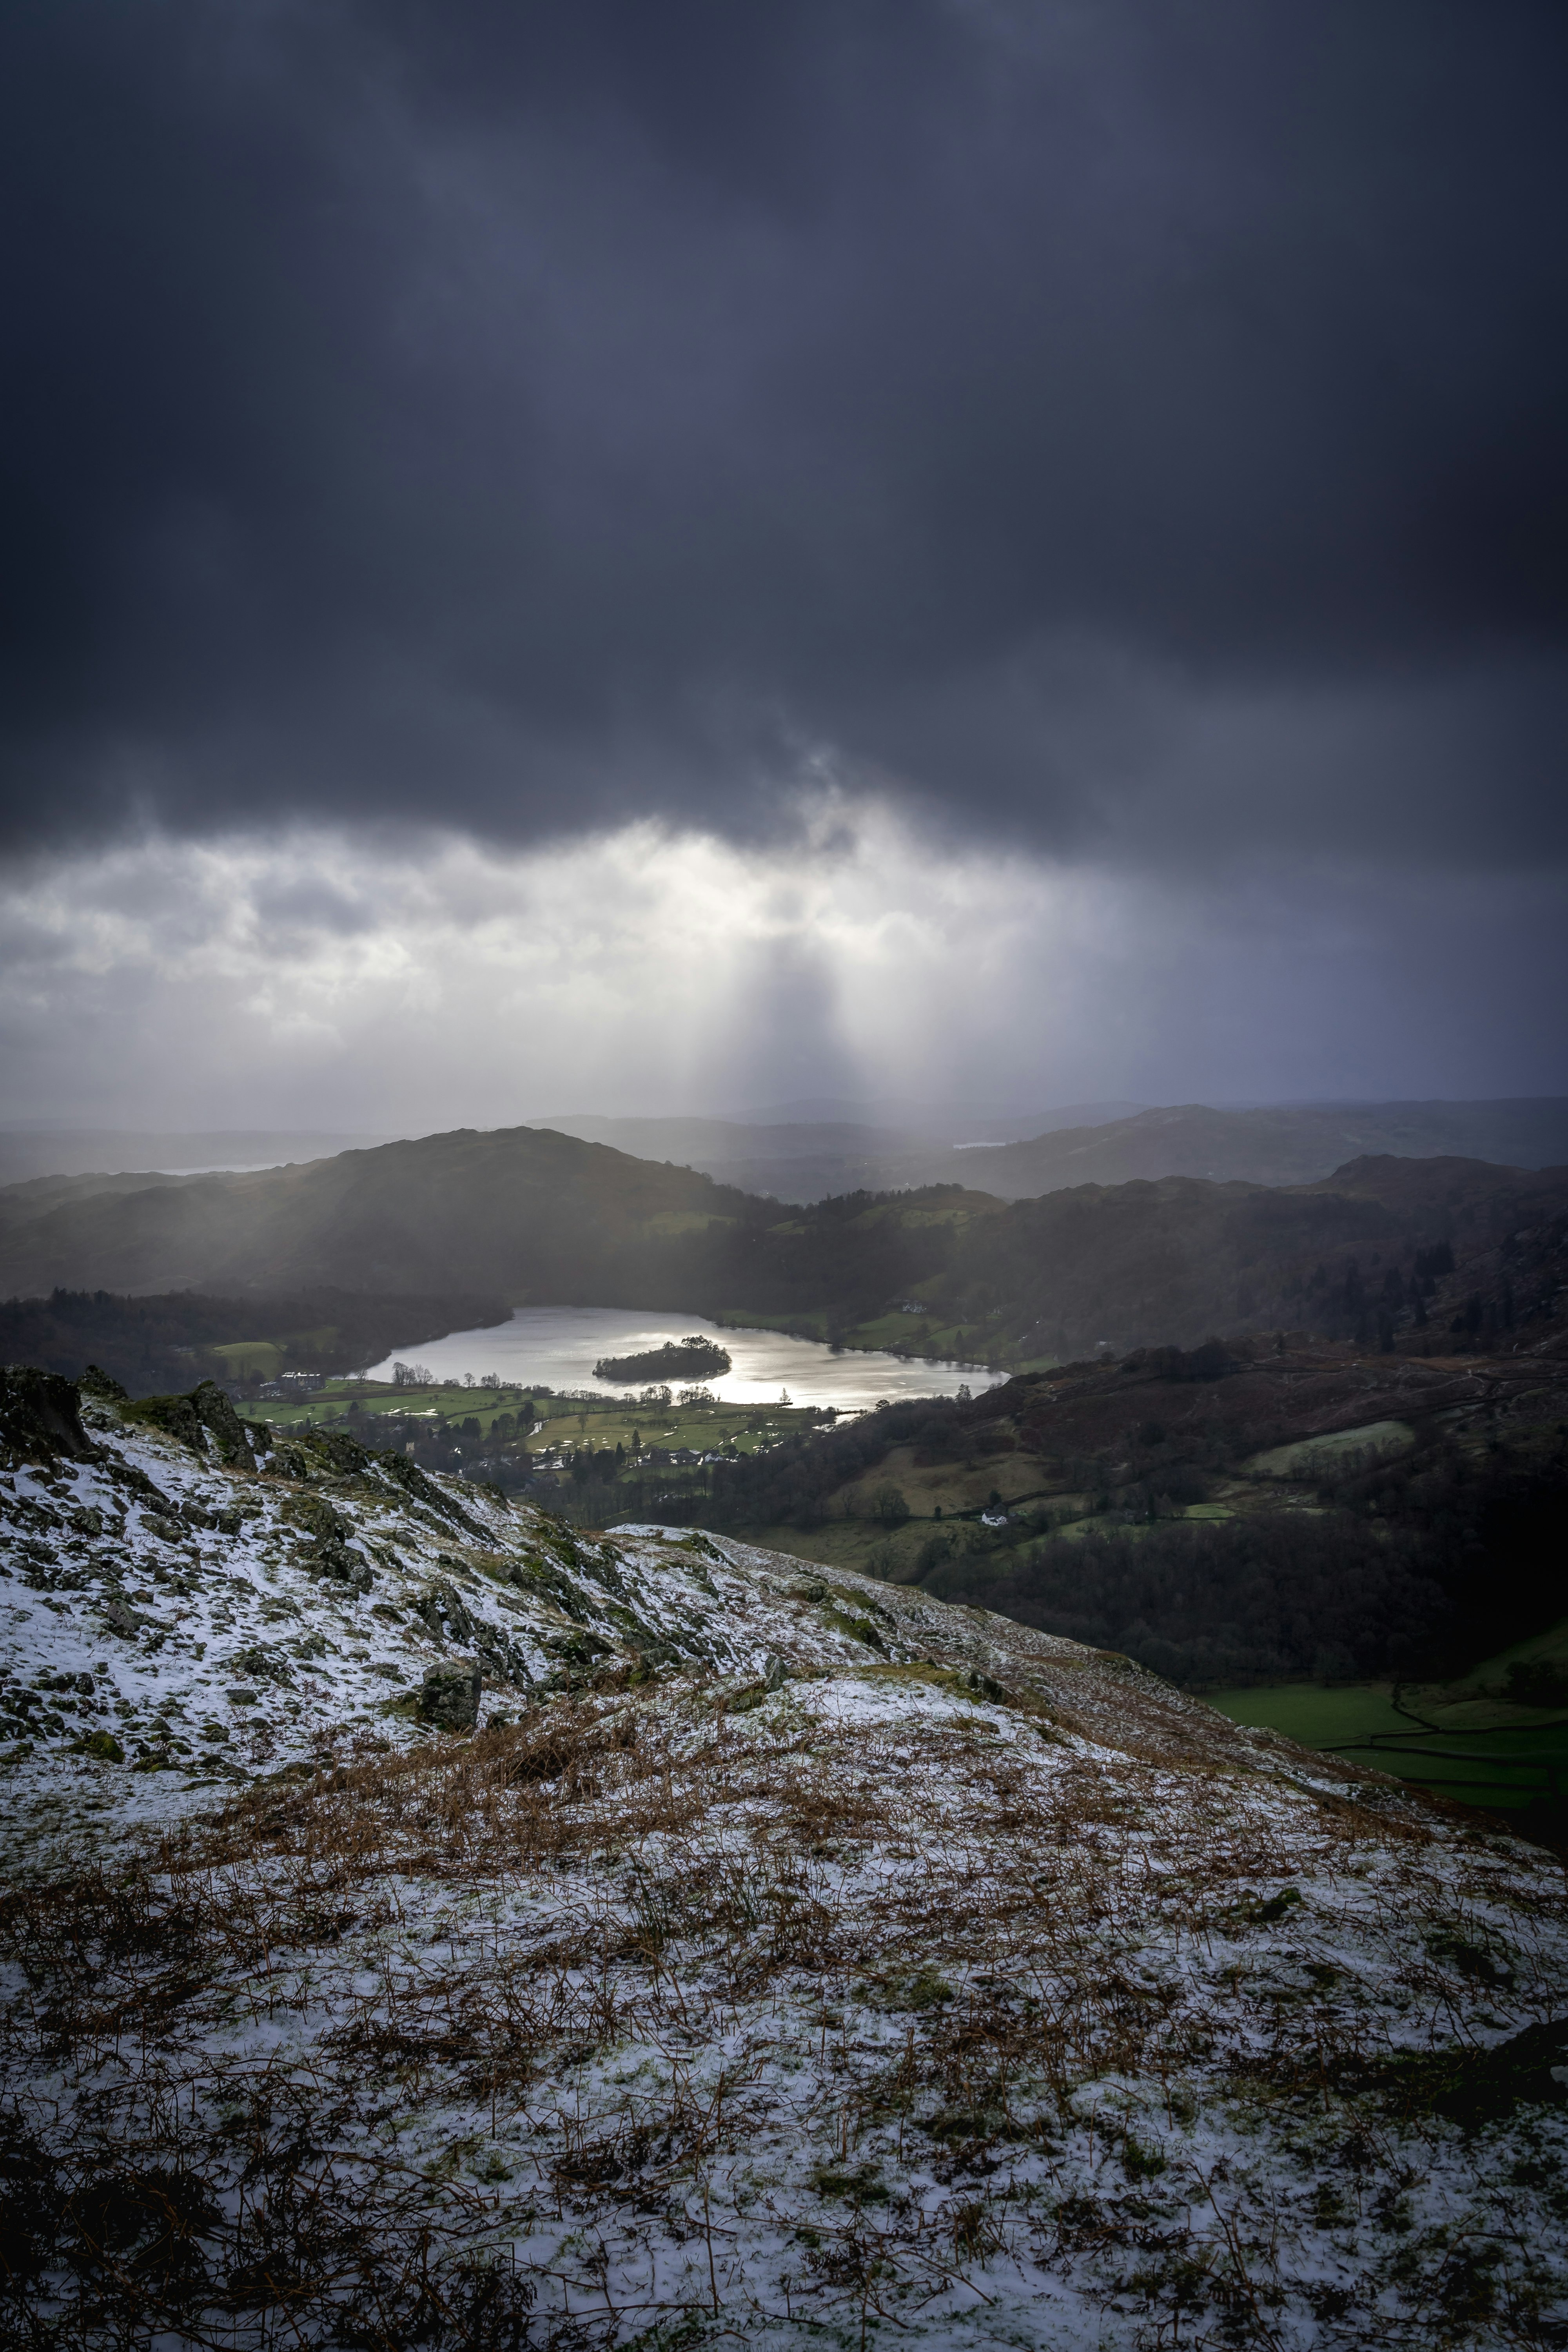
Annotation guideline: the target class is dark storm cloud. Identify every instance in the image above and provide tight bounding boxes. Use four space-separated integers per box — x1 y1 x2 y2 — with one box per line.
2 0 1565 859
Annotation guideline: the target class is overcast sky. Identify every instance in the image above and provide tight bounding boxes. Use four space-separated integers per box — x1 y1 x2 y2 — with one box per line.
2 0 1564 1129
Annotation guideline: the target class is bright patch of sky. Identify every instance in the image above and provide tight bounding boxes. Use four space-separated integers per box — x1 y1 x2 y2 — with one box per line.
2 795 1561 1132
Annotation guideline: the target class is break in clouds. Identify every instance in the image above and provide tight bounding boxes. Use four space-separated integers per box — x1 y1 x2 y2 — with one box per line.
2 809 1563 1132
1 0 1565 1114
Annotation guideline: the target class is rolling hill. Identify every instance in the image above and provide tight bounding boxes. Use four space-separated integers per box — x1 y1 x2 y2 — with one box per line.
3 1123 1567 1385
0 1125 752 1303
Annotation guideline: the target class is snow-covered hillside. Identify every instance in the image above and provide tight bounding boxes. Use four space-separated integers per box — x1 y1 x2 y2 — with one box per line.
1 1367 1564 2347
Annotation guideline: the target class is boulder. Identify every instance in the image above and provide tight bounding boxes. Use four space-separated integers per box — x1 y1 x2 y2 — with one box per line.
418 1659 482 1731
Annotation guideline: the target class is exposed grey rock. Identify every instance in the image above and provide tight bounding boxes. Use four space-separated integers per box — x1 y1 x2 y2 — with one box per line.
418 1659 481 1730
226 1643 292 1685
413 1579 476 1646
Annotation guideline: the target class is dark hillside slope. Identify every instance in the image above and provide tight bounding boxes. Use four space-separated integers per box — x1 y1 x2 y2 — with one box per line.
0 1287 509 1395
0 1134 1009 1323
0 1127 753 1301
938 1156 1568 1363
4 1124 1564 1373
700 1331 1568 1698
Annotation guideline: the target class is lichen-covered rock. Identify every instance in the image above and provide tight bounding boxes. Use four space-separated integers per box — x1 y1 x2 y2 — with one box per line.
417 1659 481 1730
413 1579 476 1645
226 1643 292 1686
281 1492 372 1591
378 1447 488 1536
121 1390 207 1451
189 1381 256 1467
124 1379 255 1469
73 1730 124 1763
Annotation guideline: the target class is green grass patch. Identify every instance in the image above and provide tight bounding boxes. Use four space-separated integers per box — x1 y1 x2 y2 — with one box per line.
641 1210 736 1237
1205 1680 1568 1813
252 1386 823 1456
850 1312 929 1347
210 1339 286 1378
1240 1419 1417 1480
1448 1616 1568 1701
1207 1684 1416 1745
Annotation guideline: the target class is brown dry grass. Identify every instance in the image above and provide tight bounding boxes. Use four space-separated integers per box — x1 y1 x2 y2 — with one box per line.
2 1681 1564 2348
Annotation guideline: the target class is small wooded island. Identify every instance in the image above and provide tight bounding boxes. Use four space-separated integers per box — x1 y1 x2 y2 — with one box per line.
592 1334 732 1383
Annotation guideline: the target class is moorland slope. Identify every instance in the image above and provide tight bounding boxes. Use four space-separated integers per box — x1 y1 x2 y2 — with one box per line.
933 1152 1568 1364
1 1366 1565 2345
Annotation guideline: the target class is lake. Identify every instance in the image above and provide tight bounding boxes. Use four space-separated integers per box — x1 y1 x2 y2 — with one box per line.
361 1307 1005 1413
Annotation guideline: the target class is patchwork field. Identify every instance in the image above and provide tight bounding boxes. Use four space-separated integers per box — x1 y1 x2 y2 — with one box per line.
1208 1622 1568 1822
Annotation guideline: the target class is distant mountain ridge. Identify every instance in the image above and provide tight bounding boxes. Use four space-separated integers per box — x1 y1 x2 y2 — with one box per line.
926 1099 1568 1198
0 1127 403 1187
527 1098 1568 1203
518 1100 1145 1199
5 1099 1560 1209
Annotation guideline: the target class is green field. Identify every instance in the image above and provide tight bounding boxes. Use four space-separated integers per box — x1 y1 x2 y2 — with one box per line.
1206 1639 1568 1817
1239 1419 1417 1480
247 1377 824 1459
210 1339 286 1379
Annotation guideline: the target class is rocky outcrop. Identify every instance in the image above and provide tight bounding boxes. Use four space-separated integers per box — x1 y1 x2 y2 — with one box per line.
122 1378 255 1468
0 1365 93 1465
417 1659 481 1730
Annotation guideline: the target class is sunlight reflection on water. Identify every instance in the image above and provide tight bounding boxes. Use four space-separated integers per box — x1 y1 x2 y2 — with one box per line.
361 1306 1004 1411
